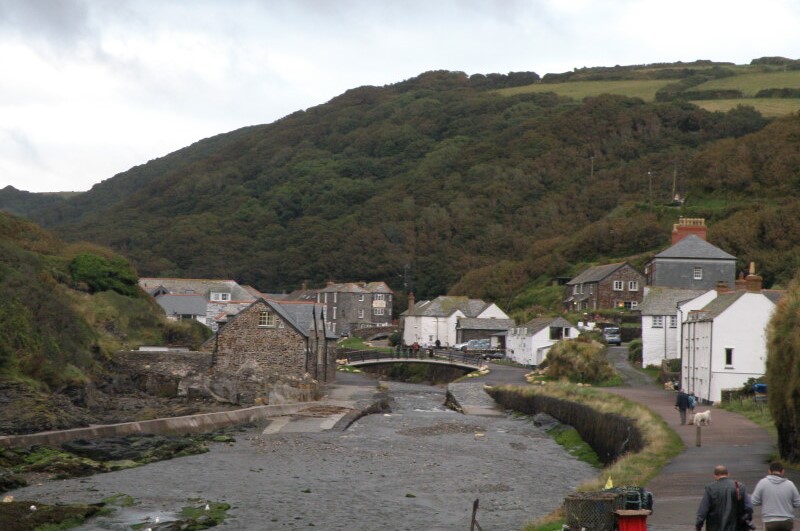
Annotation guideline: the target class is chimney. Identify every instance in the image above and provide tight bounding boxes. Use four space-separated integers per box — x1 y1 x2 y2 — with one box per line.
715 281 730 294
735 271 747 291
672 217 707 244
745 262 763 292
407 291 416 312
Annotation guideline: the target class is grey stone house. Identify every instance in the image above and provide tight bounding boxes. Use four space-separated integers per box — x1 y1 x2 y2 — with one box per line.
200 297 337 404
563 262 645 311
644 235 736 290
281 281 394 336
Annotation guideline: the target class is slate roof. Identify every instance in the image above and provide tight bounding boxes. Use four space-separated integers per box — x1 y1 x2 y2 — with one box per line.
638 288 709 316
138 278 256 302
402 296 492 317
318 281 393 294
688 291 747 321
520 316 576 335
654 235 736 260
155 294 207 317
218 298 337 339
566 263 632 285
457 318 515 331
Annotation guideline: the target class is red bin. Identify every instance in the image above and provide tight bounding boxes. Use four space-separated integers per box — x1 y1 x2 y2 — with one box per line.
614 509 651 531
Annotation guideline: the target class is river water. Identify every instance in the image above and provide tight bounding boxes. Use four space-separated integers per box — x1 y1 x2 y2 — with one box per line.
8 379 596 530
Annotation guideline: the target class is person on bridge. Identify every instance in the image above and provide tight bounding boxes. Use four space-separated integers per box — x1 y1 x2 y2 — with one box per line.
696 465 753 531
751 461 800 530
675 388 690 425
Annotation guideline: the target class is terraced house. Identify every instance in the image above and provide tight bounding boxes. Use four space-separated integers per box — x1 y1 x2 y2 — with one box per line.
563 262 645 311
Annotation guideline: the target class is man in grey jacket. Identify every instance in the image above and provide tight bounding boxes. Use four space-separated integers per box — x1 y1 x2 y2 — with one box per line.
751 461 800 530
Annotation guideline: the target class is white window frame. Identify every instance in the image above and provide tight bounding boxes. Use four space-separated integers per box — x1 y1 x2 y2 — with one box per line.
669 315 677 328
624 301 638 310
652 316 664 328
375 294 385 301
332 307 337 320
358 294 365 302
628 281 638 291
211 292 231 302
374 308 385 316
258 310 276 328
573 285 579 295
358 309 365 319
693 267 703 280
613 280 624 291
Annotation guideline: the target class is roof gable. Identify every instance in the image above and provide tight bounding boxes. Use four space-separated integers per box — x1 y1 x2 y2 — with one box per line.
567 263 634 285
638 288 709 315
404 296 490 317
522 316 575 334
654 235 736 261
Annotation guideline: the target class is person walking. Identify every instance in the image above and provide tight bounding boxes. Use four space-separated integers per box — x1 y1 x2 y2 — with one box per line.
676 388 690 425
696 465 752 531
689 392 698 423
751 461 800 530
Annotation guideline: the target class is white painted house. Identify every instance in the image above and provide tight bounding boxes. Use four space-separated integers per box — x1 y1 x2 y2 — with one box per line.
506 317 578 366
638 287 709 367
681 276 782 403
400 295 510 347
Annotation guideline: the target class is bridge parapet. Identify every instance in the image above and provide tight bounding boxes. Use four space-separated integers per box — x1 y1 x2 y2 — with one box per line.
341 348 485 371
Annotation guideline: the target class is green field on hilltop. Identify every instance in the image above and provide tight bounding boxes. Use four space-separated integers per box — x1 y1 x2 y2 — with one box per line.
497 79 671 101
696 70 800 95
693 98 800 116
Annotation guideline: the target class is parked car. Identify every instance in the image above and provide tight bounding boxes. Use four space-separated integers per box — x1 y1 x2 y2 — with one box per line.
460 338 491 352
602 326 622 345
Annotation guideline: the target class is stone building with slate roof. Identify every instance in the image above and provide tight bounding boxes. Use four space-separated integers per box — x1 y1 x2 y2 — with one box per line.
154 293 208 324
400 295 510 347
506 316 579 366
200 297 336 404
680 267 782 403
282 281 394 336
644 232 737 290
563 262 645 311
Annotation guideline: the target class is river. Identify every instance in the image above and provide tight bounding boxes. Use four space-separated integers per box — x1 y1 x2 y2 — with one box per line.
8 375 596 530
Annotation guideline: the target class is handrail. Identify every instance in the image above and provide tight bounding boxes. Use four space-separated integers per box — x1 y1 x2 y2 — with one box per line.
341 348 485 368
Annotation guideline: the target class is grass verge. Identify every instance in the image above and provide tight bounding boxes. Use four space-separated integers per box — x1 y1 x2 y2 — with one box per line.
488 383 683 531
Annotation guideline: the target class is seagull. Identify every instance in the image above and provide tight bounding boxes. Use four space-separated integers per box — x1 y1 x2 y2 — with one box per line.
29 505 37 511
205 503 211 511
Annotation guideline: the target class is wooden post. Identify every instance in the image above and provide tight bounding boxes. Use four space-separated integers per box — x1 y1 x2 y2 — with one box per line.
696 424 701 447
470 498 479 531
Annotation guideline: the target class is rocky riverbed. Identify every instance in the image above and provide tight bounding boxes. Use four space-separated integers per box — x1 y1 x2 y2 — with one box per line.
6 376 596 530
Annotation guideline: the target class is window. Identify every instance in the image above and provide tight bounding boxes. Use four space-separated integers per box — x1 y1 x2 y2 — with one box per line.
624 301 638 310
652 316 664 328
669 316 677 328
628 281 638 291
725 348 734 366
358 309 365 319
693 267 703 280
375 294 385 301
324 293 328 303
613 280 623 291
333 292 337 303
258 311 276 327
549 327 564 340
211 292 230 302
358 294 365 302
374 308 385 316
316 293 321 303
573 285 579 295
332 307 337 320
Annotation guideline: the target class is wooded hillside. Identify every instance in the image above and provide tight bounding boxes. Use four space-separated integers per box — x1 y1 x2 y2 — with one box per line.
3 62 800 317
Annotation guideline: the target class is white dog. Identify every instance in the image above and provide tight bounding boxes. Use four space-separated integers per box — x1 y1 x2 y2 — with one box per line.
693 410 711 426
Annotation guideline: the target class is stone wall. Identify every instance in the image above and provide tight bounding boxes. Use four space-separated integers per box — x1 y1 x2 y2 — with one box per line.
113 350 212 398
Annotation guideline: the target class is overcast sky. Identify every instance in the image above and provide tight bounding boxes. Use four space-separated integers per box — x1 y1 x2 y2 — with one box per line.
2 0 799 193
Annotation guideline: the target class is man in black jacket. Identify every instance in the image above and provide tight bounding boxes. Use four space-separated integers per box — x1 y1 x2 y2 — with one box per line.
696 465 753 530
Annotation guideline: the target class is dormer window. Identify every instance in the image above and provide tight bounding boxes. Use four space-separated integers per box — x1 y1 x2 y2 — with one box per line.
211 292 231 302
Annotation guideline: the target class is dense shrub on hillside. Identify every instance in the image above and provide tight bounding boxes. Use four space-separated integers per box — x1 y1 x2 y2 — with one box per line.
767 275 800 462
545 340 616 384
69 253 138 296
756 88 800 98
627 339 643 365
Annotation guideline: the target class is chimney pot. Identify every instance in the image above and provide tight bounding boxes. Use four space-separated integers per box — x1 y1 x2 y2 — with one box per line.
672 217 707 244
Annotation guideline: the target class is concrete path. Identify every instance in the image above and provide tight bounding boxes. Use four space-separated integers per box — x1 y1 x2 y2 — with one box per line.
604 346 780 530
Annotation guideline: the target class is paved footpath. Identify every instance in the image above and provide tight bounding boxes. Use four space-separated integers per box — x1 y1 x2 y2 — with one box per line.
605 346 787 530
452 353 791 530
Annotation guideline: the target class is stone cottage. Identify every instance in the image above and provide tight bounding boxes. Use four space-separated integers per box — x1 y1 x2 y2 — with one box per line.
201 297 337 405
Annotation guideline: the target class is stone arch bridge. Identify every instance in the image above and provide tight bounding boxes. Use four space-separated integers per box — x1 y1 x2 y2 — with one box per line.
341 349 485 371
